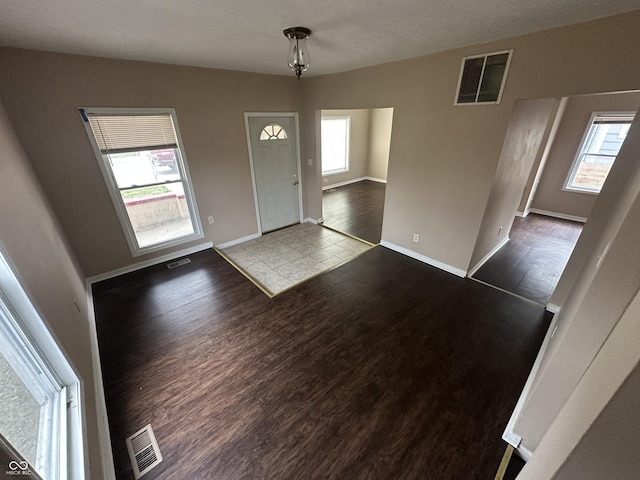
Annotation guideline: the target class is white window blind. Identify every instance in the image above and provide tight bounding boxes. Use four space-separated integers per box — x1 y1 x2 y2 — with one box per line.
86 114 178 154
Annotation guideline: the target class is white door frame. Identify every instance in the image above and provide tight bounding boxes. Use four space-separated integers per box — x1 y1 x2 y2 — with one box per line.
244 112 304 234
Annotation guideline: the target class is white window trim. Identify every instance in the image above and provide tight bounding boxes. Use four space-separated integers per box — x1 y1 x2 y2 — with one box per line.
563 111 635 195
321 116 351 176
454 49 513 106
79 107 203 257
0 248 84 480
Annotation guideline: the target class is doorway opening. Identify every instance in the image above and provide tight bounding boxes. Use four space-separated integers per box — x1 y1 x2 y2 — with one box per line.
470 90 640 305
320 108 394 244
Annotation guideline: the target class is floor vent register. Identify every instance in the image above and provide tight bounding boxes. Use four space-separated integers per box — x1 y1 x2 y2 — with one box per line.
125 424 163 479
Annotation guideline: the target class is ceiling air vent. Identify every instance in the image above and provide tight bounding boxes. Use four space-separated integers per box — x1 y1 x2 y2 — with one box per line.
455 49 513 105
167 258 191 269
125 424 163 479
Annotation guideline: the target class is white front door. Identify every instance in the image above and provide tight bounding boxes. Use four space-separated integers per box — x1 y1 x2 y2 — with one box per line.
247 115 301 232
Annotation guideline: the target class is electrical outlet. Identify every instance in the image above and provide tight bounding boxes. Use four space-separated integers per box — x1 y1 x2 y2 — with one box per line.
307 158 313 166
413 233 419 243
207 216 214 224
498 226 503 235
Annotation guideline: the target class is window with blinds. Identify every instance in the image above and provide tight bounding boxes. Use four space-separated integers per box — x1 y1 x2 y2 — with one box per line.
80 108 203 255
564 112 635 194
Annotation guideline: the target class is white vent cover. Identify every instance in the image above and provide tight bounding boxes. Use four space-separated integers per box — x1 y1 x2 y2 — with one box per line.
126 424 163 479
167 258 191 269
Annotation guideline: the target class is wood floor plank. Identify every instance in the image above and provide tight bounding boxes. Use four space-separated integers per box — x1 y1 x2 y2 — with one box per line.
322 180 385 244
473 214 583 304
93 246 550 479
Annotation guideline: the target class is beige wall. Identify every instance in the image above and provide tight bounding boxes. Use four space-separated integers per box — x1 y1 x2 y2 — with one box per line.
517 97 569 215
302 11 640 273
0 98 106 477
519 286 640 480
513 108 640 457
367 108 393 181
531 91 640 218
469 98 559 271
0 48 301 277
1 11 640 475
321 109 371 187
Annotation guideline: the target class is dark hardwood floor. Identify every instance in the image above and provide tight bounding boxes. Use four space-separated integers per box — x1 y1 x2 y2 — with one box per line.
472 213 583 305
93 246 550 480
322 180 385 244
503 452 526 480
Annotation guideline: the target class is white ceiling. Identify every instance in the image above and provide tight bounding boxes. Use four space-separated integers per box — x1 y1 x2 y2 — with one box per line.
1 0 639 77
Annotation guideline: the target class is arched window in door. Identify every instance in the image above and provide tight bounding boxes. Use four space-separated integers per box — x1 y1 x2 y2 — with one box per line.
260 123 288 140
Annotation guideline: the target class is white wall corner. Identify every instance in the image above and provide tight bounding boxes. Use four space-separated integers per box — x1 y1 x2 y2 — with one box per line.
468 236 509 277
364 176 387 184
546 303 561 314
503 430 522 449
380 241 467 277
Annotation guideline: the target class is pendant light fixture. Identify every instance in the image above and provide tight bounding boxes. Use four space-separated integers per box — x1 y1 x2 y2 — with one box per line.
283 27 311 79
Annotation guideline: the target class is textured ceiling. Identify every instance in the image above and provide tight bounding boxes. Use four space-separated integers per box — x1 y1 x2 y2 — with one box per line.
1 0 639 77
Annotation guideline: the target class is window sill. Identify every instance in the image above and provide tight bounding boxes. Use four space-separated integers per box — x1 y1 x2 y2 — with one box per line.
322 169 349 177
562 186 601 196
131 231 205 257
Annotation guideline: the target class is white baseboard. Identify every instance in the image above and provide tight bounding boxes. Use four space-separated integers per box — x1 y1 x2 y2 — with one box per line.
304 217 323 225
215 233 261 249
322 176 387 190
528 208 587 223
86 242 213 284
322 176 366 190
516 210 529 217
546 303 561 314
85 285 116 479
365 176 387 184
380 241 466 278
468 236 509 277
501 311 561 463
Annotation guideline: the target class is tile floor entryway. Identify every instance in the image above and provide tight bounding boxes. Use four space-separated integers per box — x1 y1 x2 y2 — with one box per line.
219 223 373 296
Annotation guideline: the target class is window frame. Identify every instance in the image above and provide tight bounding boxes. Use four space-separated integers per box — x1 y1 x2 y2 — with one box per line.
321 116 351 176
454 49 513 106
563 111 635 195
0 249 83 479
79 107 203 257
